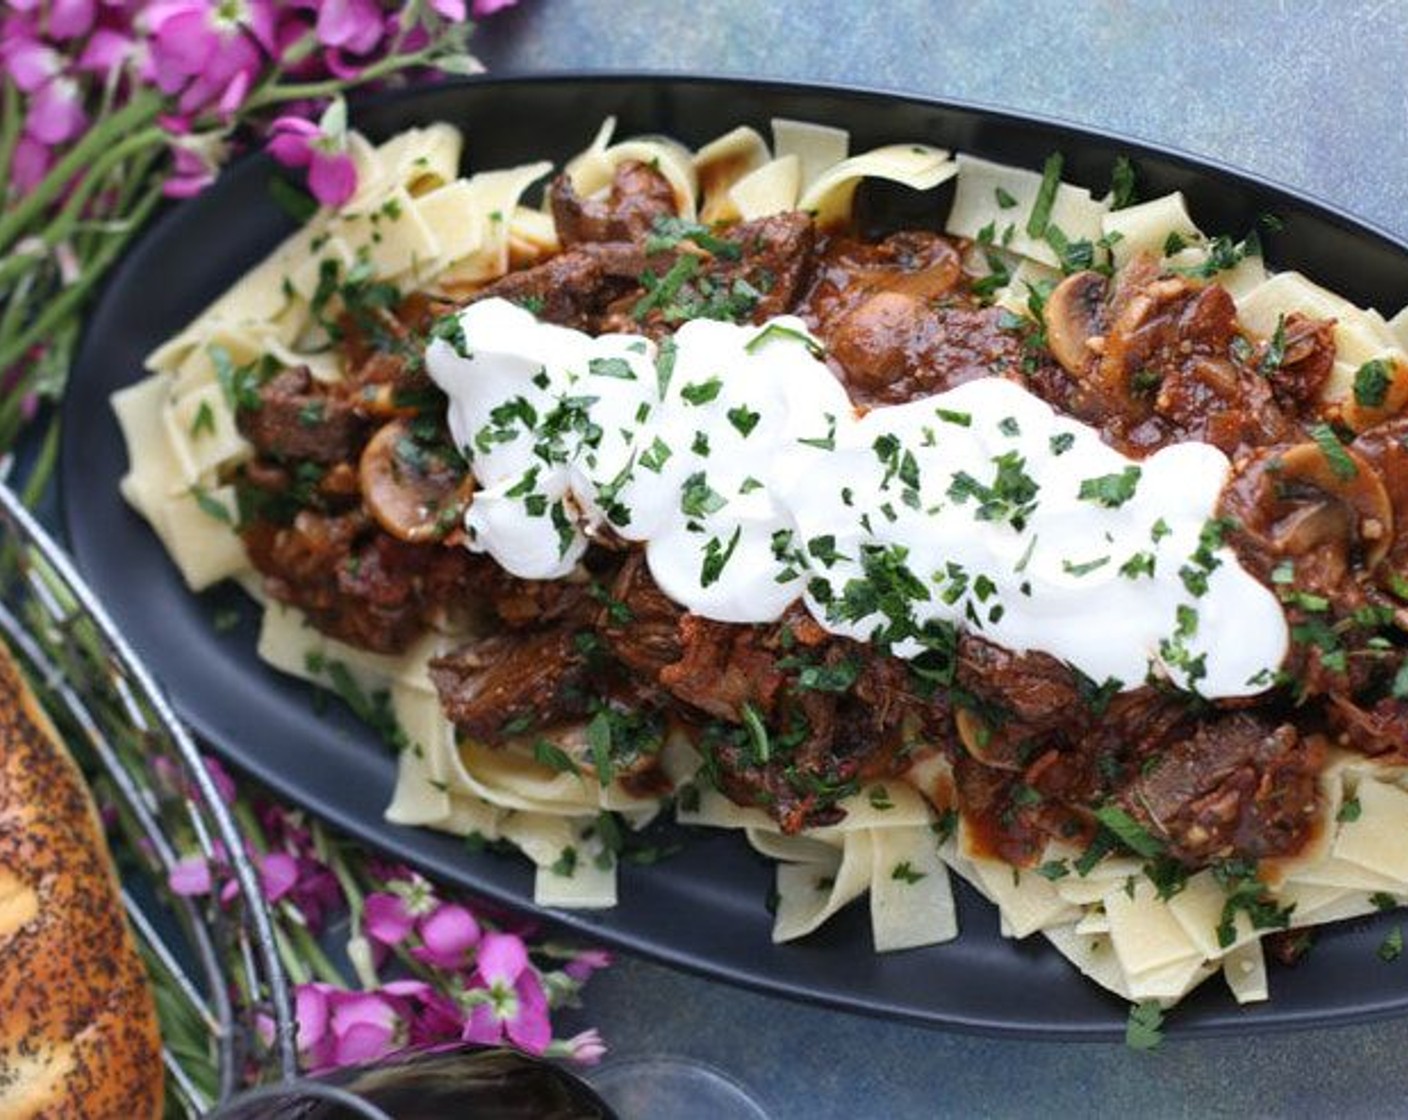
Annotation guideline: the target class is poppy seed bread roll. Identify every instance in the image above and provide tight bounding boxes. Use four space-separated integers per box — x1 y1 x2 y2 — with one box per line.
0 642 163 1118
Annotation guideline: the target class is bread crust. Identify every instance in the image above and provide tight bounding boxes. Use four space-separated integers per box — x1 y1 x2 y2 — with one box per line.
0 643 164 1119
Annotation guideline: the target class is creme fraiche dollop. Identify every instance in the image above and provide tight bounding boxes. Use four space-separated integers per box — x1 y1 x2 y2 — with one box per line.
427 298 1288 698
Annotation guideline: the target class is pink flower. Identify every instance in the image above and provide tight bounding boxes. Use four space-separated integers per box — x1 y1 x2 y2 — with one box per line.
431 0 467 19
462 932 551 1055
1 36 61 92
169 854 212 896
12 134 52 194
28 75 86 143
411 903 480 970
564 947 613 982
266 100 357 207
145 0 274 118
330 992 399 1065
363 876 481 968
314 0 383 54
471 0 518 16
259 851 299 903
45 0 96 40
561 1028 608 1065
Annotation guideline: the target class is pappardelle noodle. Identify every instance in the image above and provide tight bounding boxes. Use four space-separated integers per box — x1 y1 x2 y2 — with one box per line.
116 115 1408 1013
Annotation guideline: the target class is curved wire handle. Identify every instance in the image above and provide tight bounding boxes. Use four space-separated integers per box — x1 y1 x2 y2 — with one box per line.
0 482 298 1111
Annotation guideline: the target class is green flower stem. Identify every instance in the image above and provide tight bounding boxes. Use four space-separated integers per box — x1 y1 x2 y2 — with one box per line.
273 923 312 987
0 179 162 376
37 126 167 253
75 145 163 265
0 78 21 199
243 50 438 111
282 909 348 987
0 90 161 257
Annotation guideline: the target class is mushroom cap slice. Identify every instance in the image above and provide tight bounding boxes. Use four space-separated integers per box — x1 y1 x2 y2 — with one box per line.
1042 270 1108 376
360 417 474 544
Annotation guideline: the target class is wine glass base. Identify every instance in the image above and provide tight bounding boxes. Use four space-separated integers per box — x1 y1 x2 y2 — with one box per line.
588 1055 770 1120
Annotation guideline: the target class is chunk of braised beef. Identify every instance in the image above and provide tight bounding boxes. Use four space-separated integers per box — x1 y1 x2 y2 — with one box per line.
1119 713 1322 865
429 627 590 741
550 160 677 246
474 244 646 331
955 635 1082 741
243 510 468 654
658 615 787 721
717 211 817 320
597 553 684 679
236 366 368 464
473 563 594 630
1265 312 1337 411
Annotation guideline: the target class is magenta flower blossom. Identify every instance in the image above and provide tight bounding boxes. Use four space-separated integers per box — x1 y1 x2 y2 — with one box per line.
169 854 212 896
314 0 384 55
145 0 275 118
462 932 551 1055
561 1028 608 1065
363 872 482 968
471 0 519 16
266 99 357 207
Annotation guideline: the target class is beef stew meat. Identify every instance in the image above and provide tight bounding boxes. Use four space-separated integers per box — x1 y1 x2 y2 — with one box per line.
223 173 1408 874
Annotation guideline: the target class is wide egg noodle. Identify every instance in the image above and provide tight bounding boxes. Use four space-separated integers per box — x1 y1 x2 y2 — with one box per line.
693 125 770 224
563 117 698 221
114 374 251 591
945 153 1109 270
424 161 555 289
771 117 849 195
728 156 802 222
1100 191 1205 266
867 824 958 951
797 144 957 231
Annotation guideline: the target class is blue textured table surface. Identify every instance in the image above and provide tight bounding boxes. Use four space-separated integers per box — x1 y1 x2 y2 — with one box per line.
471 3 1408 1117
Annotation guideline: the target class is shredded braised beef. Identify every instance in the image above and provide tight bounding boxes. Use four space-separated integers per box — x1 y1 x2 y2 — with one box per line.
220 152 1408 867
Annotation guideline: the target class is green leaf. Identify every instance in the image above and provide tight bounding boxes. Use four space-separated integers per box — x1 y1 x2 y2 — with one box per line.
1093 805 1164 858
1125 1000 1165 1051
1026 152 1064 239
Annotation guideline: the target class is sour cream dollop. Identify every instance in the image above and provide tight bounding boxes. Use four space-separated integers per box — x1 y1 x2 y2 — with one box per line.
427 298 1288 699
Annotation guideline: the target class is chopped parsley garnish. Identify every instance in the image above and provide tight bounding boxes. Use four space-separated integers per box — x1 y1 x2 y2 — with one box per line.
798 412 837 450
1048 431 1075 455
1307 422 1358 480
946 451 1040 531
585 710 615 786
1108 156 1138 210
745 322 825 358
589 356 637 380
935 407 972 427
1092 805 1164 858
681 376 723 405
1120 551 1156 579
869 786 895 811
1381 927 1404 963
189 485 234 526
1353 358 1393 409
727 404 761 436
700 526 742 586
1026 152 1064 239
632 254 701 320
533 739 581 776
680 471 727 518
1062 555 1110 577
995 186 1018 209
1125 1001 1164 1052
1078 466 1142 508
640 436 673 473
891 861 927 884
189 400 216 438
644 215 742 259
655 336 678 397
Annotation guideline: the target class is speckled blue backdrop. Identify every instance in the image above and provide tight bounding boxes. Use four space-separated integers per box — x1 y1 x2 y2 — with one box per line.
471 4 1408 1117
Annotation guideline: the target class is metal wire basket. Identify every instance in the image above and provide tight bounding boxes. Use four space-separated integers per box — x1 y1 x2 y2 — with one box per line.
0 478 298 1114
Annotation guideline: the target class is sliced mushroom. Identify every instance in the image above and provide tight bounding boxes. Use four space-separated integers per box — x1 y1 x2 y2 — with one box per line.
1219 439 1393 574
1042 270 1108 376
359 417 474 544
